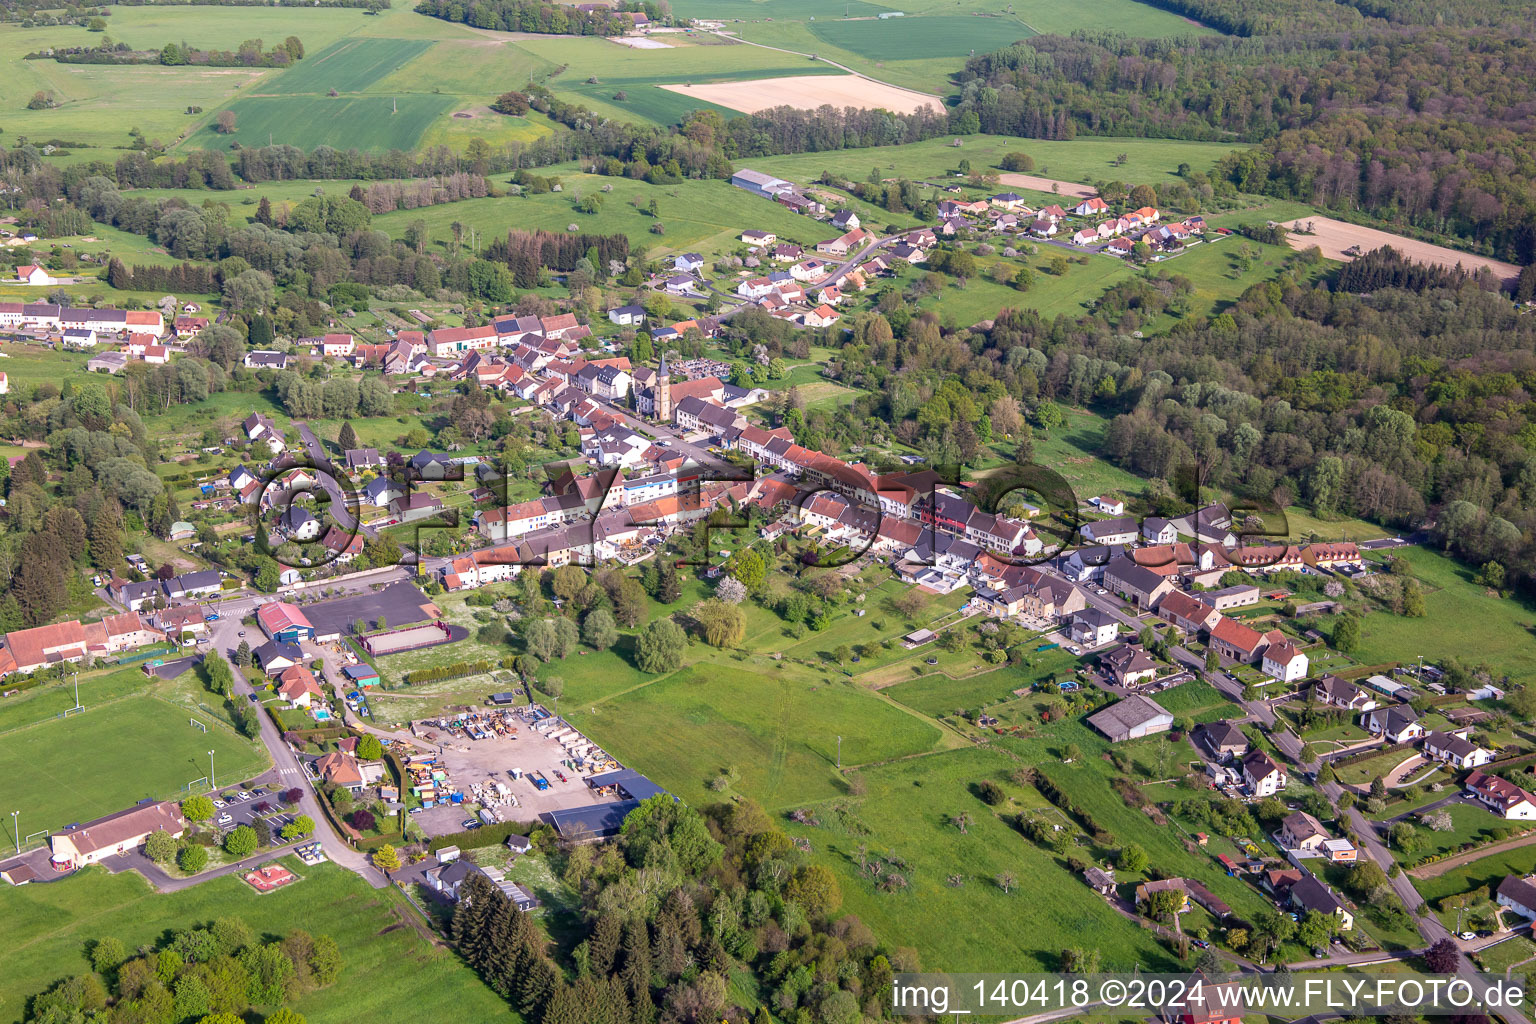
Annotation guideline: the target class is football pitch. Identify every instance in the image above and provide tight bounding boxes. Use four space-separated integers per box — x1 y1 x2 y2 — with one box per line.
0 693 268 842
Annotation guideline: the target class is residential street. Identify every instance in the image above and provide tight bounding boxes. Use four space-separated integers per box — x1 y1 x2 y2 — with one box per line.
204 608 389 889
293 421 376 539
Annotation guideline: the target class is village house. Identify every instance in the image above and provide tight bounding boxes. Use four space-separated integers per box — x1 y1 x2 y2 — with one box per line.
1361 705 1424 744
1157 591 1221 635
1081 516 1138 545
1068 608 1119 649
1195 720 1248 760
1260 641 1309 683
1207 616 1282 665
1103 556 1175 610
1242 749 1287 796
1496 875 1536 920
1421 730 1493 769
1280 810 1330 852
1290 874 1353 930
1467 771 1536 819
1100 645 1160 687
1310 674 1377 711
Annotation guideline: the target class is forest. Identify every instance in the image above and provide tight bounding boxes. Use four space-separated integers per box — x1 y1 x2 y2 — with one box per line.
950 5 1536 259
449 795 908 1024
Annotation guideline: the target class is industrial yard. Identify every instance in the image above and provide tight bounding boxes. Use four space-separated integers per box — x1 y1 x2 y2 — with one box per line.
402 702 633 837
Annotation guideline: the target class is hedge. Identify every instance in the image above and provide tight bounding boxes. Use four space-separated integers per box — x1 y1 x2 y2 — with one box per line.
427 820 535 854
1035 770 1116 847
1331 741 1412 769
404 660 492 685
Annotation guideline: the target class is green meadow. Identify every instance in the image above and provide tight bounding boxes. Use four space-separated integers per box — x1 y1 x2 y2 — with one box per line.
0 685 269 839
1356 546 1536 682
0 863 506 1024
808 14 1036 61
749 134 1245 188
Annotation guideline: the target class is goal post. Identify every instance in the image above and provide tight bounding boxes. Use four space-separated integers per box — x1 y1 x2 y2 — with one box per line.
189 717 207 733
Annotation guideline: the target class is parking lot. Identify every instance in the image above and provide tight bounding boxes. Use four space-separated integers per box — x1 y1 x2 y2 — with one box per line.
408 712 623 838
208 784 299 835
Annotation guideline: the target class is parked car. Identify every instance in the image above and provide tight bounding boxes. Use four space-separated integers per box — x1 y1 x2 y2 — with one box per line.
218 813 233 825
212 799 226 809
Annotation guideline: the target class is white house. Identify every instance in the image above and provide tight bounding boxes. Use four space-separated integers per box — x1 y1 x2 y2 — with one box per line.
1141 517 1178 545
1421 731 1493 770
1496 876 1536 920
1260 641 1309 683
1242 750 1287 797
16 265 57 286
1068 608 1119 649
1361 705 1424 744
1467 771 1536 819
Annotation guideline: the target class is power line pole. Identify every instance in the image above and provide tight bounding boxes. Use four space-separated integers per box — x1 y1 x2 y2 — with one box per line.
208 749 216 790
10 810 17 854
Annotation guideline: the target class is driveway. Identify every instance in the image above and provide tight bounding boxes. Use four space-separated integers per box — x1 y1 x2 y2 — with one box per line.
100 840 303 893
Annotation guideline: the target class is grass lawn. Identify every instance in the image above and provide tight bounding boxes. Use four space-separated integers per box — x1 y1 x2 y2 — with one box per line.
1418 843 1536 905
0 668 150 736
0 861 505 1024
567 660 946 809
807 14 1036 60
750 135 1245 191
783 745 1178 973
0 690 268 841
371 172 833 264
883 653 1079 718
1477 935 1536 973
1397 802 1509 863
1355 547 1536 682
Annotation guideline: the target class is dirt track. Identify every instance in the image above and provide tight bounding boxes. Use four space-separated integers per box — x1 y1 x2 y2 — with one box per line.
658 75 940 115
1281 216 1521 283
994 172 1097 199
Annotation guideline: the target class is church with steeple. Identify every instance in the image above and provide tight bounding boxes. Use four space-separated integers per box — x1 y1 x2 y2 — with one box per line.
653 351 672 423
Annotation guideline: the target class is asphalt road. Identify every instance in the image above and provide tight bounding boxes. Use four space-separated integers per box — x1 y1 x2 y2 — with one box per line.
205 608 388 889
293 421 374 539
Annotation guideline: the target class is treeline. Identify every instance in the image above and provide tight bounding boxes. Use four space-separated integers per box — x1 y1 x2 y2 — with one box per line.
357 172 491 214
950 21 1536 260
451 795 912 1024
20 916 341 1024
106 260 219 294
81 175 630 305
36 35 305 66
414 0 637 35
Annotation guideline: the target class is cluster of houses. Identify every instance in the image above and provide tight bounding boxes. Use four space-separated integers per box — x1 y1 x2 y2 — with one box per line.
3 302 170 372
0 606 202 678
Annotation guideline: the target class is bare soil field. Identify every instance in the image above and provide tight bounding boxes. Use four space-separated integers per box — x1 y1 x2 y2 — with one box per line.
659 74 940 114
1281 216 1521 283
607 35 673 48
995 172 1097 199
